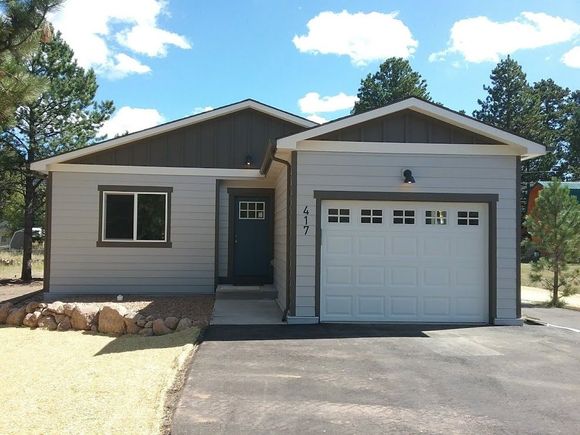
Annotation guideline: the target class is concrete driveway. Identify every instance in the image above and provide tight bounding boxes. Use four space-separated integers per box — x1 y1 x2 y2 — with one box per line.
172 324 580 434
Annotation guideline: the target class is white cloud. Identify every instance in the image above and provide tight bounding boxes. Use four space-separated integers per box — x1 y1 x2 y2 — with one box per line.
49 0 191 79
293 10 418 66
306 114 327 124
193 106 214 114
99 106 165 138
298 92 357 113
562 46 580 68
430 12 580 63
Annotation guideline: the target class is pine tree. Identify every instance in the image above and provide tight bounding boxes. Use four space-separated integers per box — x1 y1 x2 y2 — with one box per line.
525 180 580 305
0 0 62 128
352 57 431 114
563 91 580 180
0 31 114 281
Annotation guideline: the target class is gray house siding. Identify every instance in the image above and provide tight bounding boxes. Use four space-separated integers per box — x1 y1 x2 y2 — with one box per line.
312 110 502 144
273 165 288 310
68 109 306 170
49 171 216 294
294 152 517 320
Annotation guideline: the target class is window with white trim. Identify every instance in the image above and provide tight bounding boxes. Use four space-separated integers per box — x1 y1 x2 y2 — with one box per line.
239 201 265 220
393 209 415 224
361 209 382 224
458 211 479 226
102 191 169 242
425 210 447 225
328 208 350 223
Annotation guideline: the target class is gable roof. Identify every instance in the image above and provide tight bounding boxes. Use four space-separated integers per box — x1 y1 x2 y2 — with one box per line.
31 99 317 173
276 97 546 159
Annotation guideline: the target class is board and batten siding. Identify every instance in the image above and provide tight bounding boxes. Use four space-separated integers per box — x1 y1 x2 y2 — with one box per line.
49 171 216 294
294 151 518 320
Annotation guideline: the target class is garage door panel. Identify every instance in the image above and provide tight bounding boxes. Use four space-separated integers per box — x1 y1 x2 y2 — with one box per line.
423 297 451 316
321 200 488 323
390 296 418 316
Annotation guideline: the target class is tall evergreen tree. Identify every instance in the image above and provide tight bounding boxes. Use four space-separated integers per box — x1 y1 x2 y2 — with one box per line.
0 31 114 281
563 90 580 180
352 57 431 114
0 0 62 128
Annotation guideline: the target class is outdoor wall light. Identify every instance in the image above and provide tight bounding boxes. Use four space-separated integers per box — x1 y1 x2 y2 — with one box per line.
402 169 415 184
244 154 253 167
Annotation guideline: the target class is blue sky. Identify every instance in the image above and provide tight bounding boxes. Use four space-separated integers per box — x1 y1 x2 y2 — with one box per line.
50 0 580 137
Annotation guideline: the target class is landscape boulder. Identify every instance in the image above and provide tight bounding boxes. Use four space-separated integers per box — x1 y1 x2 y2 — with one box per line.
138 327 154 337
175 317 193 331
37 315 57 331
57 317 71 332
70 305 99 330
54 314 67 324
23 311 41 328
0 302 12 324
164 316 179 330
98 305 127 335
152 319 172 336
123 314 142 334
25 301 44 314
63 303 75 316
6 307 27 326
46 301 65 315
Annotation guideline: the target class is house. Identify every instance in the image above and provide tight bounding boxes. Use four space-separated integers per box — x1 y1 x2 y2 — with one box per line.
527 181 580 215
31 97 546 325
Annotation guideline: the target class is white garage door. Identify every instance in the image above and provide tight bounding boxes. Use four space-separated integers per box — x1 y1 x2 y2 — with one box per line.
320 200 488 323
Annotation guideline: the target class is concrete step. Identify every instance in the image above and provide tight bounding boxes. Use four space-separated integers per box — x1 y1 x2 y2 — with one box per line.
216 284 277 300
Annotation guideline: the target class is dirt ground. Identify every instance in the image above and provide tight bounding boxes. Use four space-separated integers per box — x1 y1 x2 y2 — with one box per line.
0 279 44 303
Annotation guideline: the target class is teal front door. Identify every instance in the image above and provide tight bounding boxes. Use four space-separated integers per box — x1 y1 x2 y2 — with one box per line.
231 193 273 285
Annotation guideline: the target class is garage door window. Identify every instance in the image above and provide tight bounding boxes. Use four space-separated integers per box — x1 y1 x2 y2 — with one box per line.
361 209 382 224
458 211 479 226
328 208 350 223
393 210 415 225
425 210 447 225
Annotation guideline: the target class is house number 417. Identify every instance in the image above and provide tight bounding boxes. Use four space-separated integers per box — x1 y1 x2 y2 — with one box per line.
303 206 310 235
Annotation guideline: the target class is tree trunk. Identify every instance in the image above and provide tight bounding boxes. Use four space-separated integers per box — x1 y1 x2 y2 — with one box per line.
20 174 34 282
552 261 559 306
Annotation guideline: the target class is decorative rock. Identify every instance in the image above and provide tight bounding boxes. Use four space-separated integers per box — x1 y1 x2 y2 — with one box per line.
144 321 153 328
37 315 57 331
23 311 41 328
98 305 126 335
57 317 71 331
0 302 13 324
152 319 172 336
136 318 147 327
70 306 99 330
124 317 141 334
46 301 65 315
63 303 75 316
6 307 27 326
25 301 42 314
164 316 179 330
145 315 155 322
54 314 67 324
175 317 193 331
138 327 154 337
91 325 97 332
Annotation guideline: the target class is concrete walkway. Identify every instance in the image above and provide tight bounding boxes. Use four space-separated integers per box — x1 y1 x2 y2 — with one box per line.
523 307 580 331
211 299 284 325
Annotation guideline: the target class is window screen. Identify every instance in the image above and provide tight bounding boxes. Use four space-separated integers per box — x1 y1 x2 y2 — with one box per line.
105 194 134 239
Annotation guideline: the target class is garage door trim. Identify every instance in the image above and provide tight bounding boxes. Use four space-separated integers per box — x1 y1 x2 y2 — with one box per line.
313 191 499 324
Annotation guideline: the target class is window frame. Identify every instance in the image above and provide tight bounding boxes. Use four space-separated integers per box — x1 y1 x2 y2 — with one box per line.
97 185 172 248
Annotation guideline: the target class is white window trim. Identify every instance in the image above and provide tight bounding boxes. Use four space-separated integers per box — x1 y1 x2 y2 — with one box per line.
102 191 169 243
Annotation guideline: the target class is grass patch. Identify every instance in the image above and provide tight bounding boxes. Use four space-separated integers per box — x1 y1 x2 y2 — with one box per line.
521 263 580 292
0 326 200 434
0 249 44 280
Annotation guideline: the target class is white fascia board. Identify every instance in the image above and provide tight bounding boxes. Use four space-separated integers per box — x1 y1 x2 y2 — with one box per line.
31 100 317 171
45 164 264 179
298 140 522 156
277 97 546 157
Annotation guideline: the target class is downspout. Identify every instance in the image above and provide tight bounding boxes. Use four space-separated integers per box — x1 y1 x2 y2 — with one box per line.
269 145 292 322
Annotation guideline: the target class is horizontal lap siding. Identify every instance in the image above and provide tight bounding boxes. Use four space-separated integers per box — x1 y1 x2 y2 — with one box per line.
295 152 517 320
49 171 216 294
274 166 287 310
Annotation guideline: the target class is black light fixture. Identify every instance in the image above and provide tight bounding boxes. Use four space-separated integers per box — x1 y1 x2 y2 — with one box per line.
244 154 253 167
402 169 415 184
